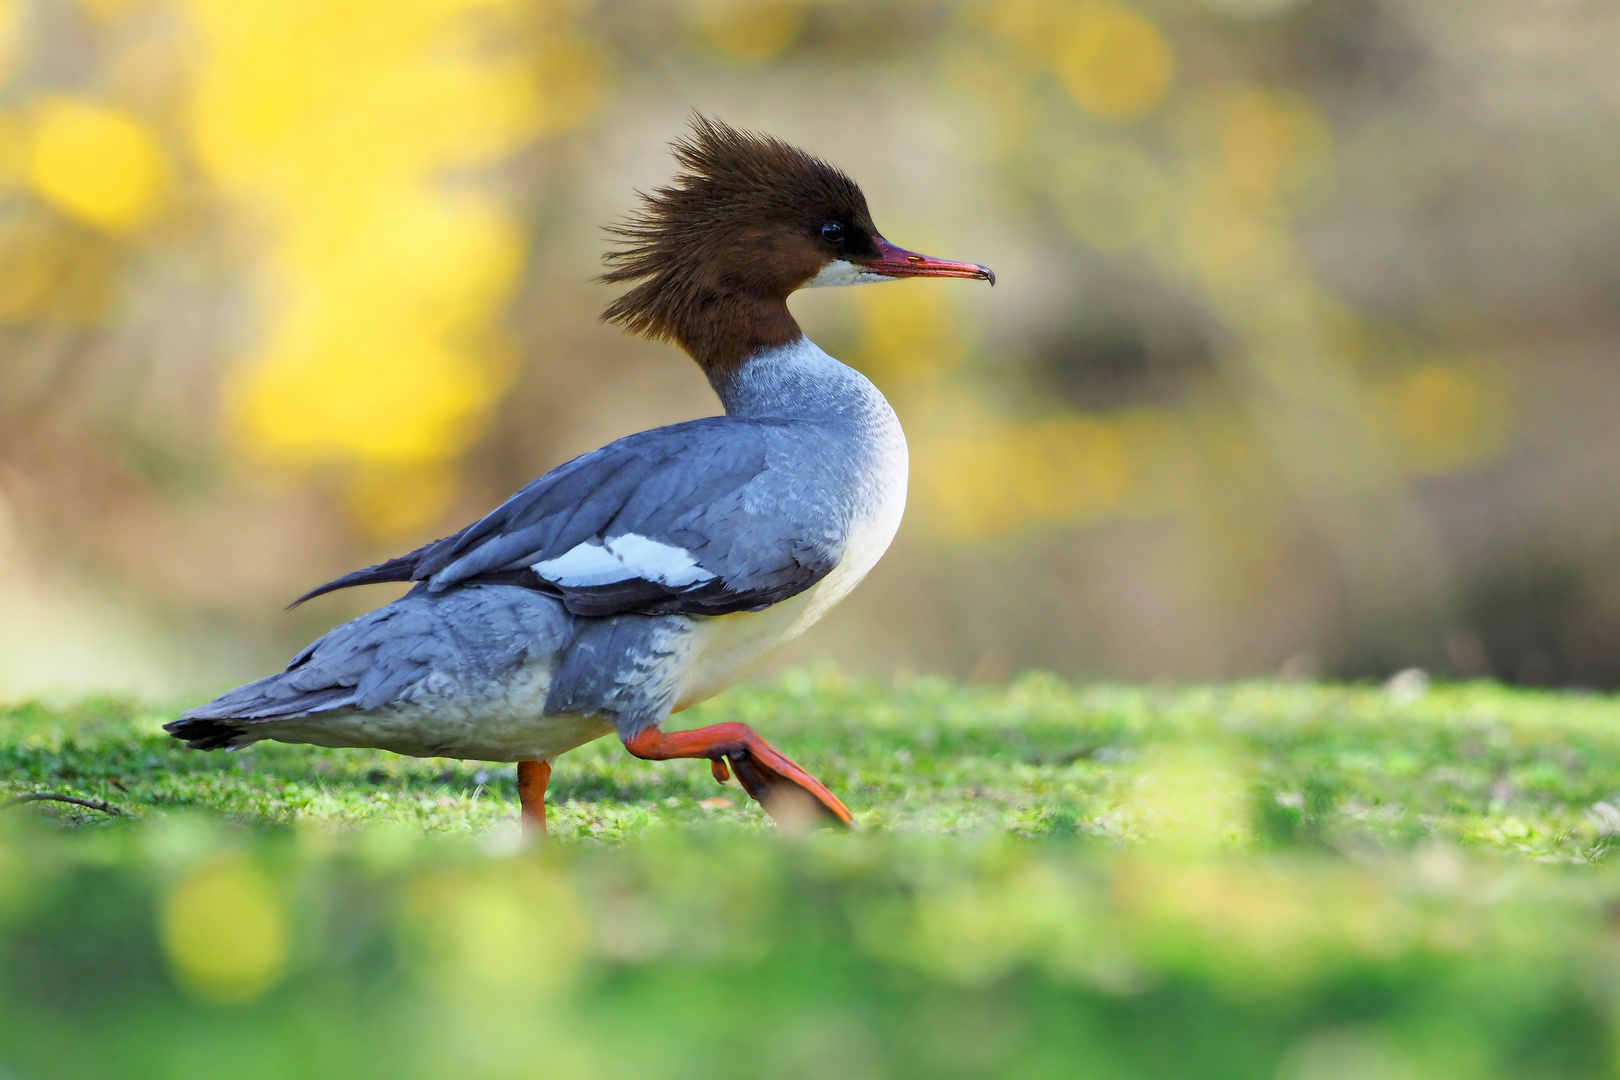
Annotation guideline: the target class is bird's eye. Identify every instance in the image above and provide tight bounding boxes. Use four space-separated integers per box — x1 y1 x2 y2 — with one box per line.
820 221 845 244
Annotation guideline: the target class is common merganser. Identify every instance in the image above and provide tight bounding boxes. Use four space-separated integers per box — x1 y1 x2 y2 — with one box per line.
166 117 994 832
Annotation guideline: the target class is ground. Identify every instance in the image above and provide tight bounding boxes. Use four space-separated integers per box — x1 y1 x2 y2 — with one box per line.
3 673 1620 1078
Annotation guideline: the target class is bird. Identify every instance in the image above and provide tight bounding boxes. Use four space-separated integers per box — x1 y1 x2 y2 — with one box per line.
165 116 994 834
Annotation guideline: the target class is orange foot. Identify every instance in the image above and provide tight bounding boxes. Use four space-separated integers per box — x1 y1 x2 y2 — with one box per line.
517 759 552 837
623 722 853 829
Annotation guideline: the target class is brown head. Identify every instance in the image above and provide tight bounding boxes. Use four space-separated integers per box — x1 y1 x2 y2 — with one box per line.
601 116 993 386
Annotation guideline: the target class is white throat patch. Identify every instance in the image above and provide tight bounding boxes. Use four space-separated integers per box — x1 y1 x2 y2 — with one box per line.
805 259 894 288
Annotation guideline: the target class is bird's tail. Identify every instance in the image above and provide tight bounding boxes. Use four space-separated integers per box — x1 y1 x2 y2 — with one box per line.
166 584 575 752
165 658 360 750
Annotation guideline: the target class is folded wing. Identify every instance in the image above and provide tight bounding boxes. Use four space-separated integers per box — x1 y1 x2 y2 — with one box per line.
294 418 842 617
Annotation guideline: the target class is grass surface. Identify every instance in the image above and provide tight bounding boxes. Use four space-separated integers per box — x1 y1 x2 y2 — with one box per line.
4 672 1619 855
5 673 1620 1079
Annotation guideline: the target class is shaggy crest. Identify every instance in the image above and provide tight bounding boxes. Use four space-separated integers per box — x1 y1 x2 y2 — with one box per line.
601 116 878 376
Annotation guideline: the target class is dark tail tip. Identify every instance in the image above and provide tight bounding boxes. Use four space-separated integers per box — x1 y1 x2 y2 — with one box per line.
164 717 247 751
288 554 420 609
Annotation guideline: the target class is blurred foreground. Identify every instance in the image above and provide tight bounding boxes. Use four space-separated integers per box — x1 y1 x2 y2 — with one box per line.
4 826 1616 1080
3 0 1620 693
6 676 1620 1078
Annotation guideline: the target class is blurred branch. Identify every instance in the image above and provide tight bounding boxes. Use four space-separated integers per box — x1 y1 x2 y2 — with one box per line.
2 792 127 816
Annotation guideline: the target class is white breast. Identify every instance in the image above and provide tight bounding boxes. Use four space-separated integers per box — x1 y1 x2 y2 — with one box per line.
674 430 908 711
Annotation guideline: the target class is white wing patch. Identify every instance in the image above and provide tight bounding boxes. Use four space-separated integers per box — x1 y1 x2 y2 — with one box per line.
533 533 716 589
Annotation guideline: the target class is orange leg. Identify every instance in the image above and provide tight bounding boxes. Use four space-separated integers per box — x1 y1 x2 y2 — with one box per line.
517 759 552 837
623 722 853 829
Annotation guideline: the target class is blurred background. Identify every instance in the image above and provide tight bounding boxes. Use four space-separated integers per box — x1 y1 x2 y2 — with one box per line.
0 0 1617 697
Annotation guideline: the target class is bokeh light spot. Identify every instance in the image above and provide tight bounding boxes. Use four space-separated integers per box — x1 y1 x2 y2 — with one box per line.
220 190 523 470
919 413 1136 540
979 0 1066 65
1054 2 1175 121
27 96 168 231
1382 364 1511 474
854 285 967 386
403 864 586 1000
690 0 805 62
1218 87 1331 205
160 856 287 1003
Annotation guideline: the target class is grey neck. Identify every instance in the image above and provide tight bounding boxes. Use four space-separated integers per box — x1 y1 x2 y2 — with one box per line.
712 336 883 423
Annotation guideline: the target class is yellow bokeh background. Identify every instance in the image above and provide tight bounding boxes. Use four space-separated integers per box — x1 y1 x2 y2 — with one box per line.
182 0 600 535
689 0 806 62
0 0 1601 689
1054 1 1175 120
